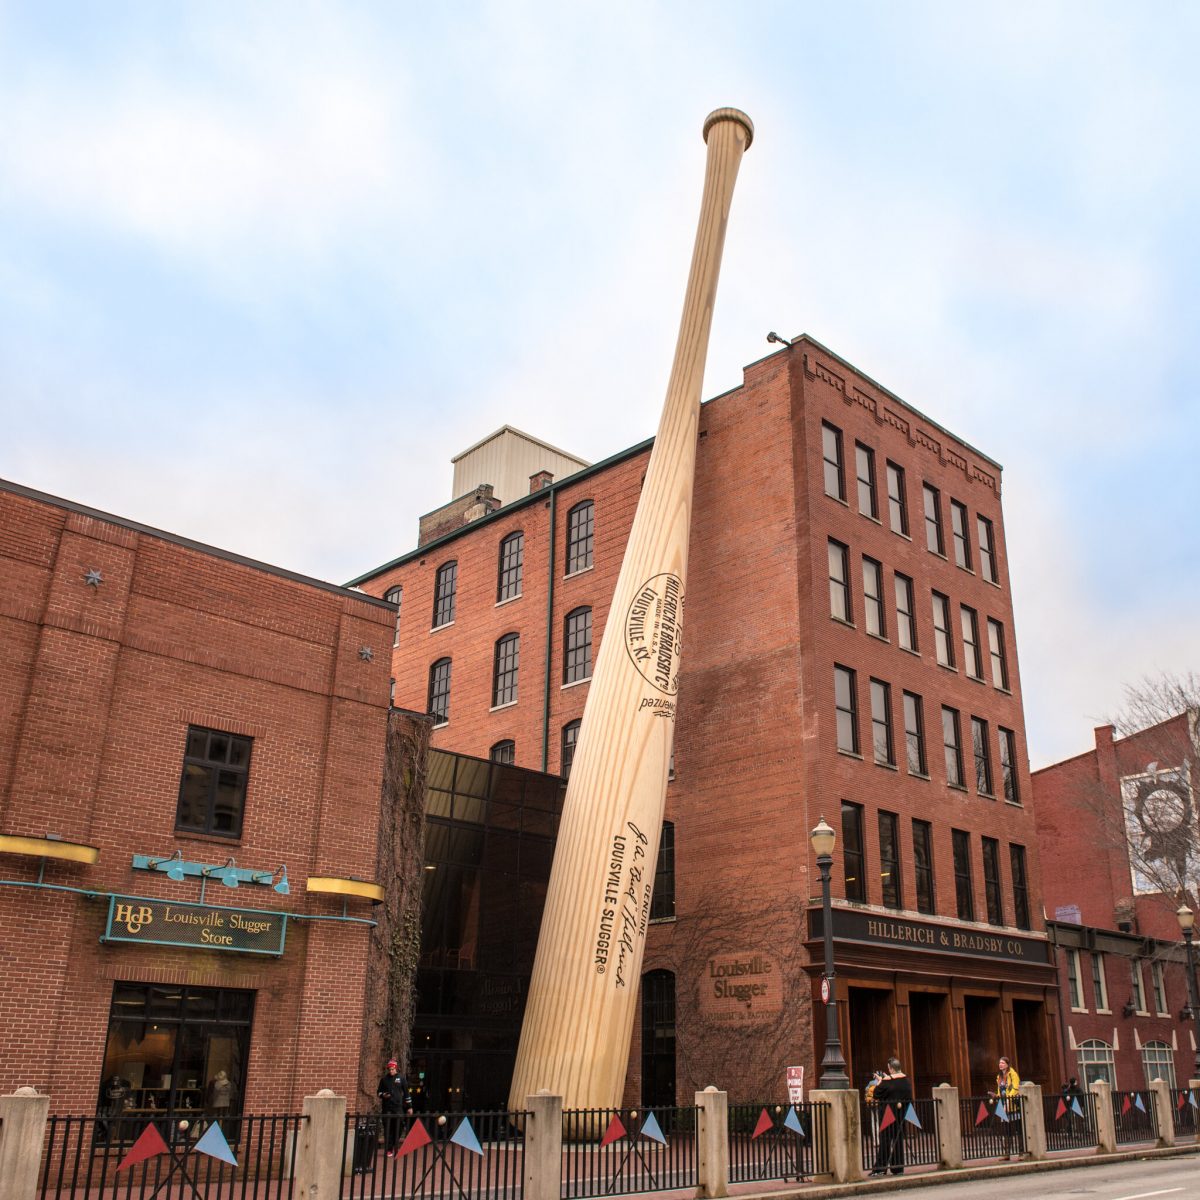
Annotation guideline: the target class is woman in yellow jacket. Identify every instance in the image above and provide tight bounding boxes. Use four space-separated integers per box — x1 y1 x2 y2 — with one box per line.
992 1056 1021 1157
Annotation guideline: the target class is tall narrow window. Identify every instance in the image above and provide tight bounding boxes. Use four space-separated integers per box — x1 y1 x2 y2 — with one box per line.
886 461 908 535
428 658 452 724
923 484 944 555
913 819 935 914
1009 844 1030 930
982 837 1003 925
904 692 927 776
855 442 878 518
870 679 894 766
1130 958 1147 1013
878 810 902 909
894 573 917 652
999 727 1020 803
834 665 859 754
651 821 676 920
1151 961 1168 1014
841 801 865 902
950 499 972 570
942 706 964 787
566 501 594 574
564 607 593 684
385 586 403 647
1067 950 1084 1008
978 515 997 584
822 422 845 501
432 561 457 628
492 632 520 706
862 557 885 637
972 716 993 795
828 540 851 622
498 531 524 601
961 606 982 678
490 740 515 765
932 592 955 667
952 829 975 921
176 726 252 839
561 719 581 778
1141 1042 1176 1090
1092 953 1109 1011
987 619 1009 690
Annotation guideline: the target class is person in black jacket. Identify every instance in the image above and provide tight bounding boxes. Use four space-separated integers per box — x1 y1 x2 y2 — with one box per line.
869 1058 914 1176
377 1059 413 1158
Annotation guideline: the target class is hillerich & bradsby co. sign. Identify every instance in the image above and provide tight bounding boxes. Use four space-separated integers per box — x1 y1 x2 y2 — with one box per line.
101 895 287 955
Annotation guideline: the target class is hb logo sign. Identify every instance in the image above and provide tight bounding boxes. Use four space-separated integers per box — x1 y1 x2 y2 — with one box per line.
115 903 154 933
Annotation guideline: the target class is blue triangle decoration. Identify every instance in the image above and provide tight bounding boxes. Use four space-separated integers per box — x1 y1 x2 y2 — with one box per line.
450 1117 484 1156
194 1122 238 1167
1133 1092 1146 1113
639 1112 666 1145
783 1107 806 1138
994 1099 1008 1122
1190 1090 1199 1110
903 1104 922 1129
1070 1097 1084 1118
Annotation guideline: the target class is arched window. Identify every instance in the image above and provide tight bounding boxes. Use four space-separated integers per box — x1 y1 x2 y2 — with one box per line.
490 740 515 766
1077 1039 1116 1088
385 586 402 646
498 532 524 602
641 970 676 1109
1141 1040 1176 1090
561 720 581 778
428 658 452 725
432 561 457 628
650 821 675 921
493 633 520 707
564 607 592 684
566 501 594 574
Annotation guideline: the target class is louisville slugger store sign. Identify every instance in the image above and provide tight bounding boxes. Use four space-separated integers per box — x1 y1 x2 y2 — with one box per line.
102 895 288 955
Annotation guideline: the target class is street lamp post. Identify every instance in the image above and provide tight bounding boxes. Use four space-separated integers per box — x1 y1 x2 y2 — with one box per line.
1176 905 1200 1080
811 817 850 1089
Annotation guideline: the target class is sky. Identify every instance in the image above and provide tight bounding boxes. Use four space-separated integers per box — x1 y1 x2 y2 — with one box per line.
2 1 1198 769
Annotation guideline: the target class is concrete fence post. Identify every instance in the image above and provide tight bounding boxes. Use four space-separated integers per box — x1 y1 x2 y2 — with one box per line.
694 1087 728 1198
1090 1080 1116 1153
932 1085 961 1169
1019 1082 1045 1160
809 1089 862 1184
524 1091 563 1200
1149 1078 1174 1147
0 1087 50 1200
293 1089 348 1199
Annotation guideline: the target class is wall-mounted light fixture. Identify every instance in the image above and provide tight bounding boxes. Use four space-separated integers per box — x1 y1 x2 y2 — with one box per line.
132 853 290 901
252 865 289 895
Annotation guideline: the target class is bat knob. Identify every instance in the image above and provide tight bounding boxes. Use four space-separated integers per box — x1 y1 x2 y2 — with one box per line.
703 108 754 149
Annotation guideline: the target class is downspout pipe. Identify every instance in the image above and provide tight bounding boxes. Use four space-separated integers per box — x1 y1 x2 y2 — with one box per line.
541 486 558 772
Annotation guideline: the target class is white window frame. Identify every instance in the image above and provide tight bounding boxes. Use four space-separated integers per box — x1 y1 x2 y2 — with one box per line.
1141 1041 1177 1090
1077 1039 1116 1088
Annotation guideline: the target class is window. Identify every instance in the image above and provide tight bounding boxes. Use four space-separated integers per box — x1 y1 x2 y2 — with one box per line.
564 607 593 684
428 658 452 724
999 727 1020 803
932 592 955 668
822 422 845 501
561 720 581 778
828 540 851 623
492 633 520 706
961 606 983 678
834 665 859 754
950 499 972 570
952 829 974 921
176 726 252 838
1130 958 1147 1014
942 706 964 787
1010 844 1030 930
987 619 1009 690
886 461 908 535
923 484 944 555
566 501 594 574
1078 1039 1116 1088
1152 961 1168 1015
650 821 675 920
913 819 935 914
894 573 917 652
972 716 993 795
432 561 458 628
862 558 886 638
1092 952 1109 1011
841 801 865 902
978 515 997 584
498 532 524 602
870 679 894 766
1067 949 1085 1009
490 740 515 765
385 586 403 646
904 692 927 776
982 837 1004 926
1142 1041 1176 1089
878 810 902 909
855 442 878 518
389 677 395 706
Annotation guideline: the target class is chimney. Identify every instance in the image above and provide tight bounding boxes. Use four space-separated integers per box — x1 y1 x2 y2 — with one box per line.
530 470 554 494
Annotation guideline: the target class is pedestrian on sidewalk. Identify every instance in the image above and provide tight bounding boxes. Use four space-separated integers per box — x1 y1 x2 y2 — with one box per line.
869 1058 913 1176
991 1055 1021 1158
377 1058 414 1159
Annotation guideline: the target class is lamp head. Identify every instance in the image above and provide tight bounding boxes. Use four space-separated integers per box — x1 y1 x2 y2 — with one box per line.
1178 904 1195 933
274 866 290 896
221 859 239 889
166 860 186 882
810 817 836 858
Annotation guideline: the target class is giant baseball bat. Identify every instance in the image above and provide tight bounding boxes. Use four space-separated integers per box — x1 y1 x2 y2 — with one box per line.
509 108 753 1112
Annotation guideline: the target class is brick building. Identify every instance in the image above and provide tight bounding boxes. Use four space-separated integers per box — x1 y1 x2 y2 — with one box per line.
0 478 395 1117
1034 714 1200 1091
351 334 1059 1103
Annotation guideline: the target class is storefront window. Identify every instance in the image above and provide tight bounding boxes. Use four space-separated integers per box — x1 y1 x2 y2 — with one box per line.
1142 1041 1176 1090
1077 1038 1116 1088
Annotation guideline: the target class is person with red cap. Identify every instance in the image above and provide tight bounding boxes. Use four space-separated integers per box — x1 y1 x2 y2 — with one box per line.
377 1058 413 1158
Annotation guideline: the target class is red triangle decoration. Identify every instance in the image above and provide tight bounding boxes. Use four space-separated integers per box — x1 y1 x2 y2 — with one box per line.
397 1120 432 1158
750 1108 773 1139
878 1104 896 1131
1054 1098 1067 1120
975 1101 989 1126
1121 1095 1131 1116
116 1123 170 1172
599 1115 627 1148
1179 1091 1188 1110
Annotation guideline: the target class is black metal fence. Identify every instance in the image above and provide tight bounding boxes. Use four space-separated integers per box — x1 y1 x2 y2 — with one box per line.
727 1102 827 1183
560 1107 697 1198
1172 1089 1199 1138
341 1110 526 1200
860 1097 938 1174
1112 1091 1158 1144
1042 1091 1097 1152
959 1095 1025 1161
38 1112 302 1199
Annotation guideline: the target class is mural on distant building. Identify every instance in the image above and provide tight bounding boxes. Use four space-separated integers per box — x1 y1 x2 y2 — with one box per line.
1121 763 1199 894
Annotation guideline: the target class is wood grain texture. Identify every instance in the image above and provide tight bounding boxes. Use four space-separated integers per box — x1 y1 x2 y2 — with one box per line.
509 108 753 1112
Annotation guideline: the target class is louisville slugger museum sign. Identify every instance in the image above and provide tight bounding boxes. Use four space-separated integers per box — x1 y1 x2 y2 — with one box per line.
101 895 288 955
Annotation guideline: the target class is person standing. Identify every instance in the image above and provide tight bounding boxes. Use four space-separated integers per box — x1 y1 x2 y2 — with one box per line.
377 1058 413 1159
869 1058 913 1176
992 1055 1021 1158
